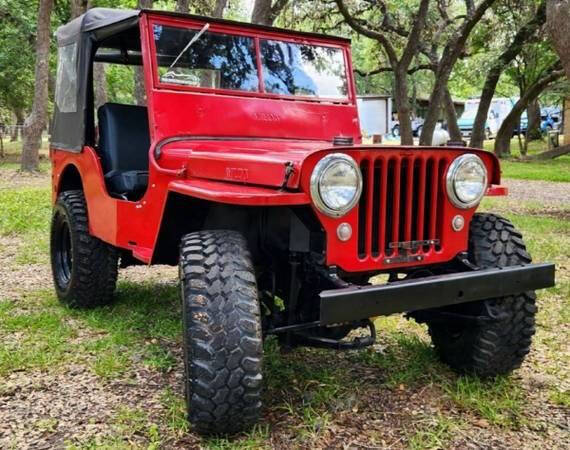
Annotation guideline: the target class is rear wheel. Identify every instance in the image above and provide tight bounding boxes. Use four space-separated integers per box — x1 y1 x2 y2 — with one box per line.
179 230 263 434
426 213 537 377
50 190 118 308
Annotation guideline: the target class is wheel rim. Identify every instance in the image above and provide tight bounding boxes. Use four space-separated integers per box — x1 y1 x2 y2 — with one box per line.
54 215 73 290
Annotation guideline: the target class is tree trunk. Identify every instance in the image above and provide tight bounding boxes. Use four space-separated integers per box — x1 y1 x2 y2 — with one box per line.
531 144 570 159
494 69 564 157
394 67 414 145
420 0 498 146
70 0 90 19
420 74 447 145
527 99 541 139
470 2 546 148
11 108 24 141
135 0 153 106
547 0 570 79
94 63 108 110
443 85 462 141
251 0 288 25
212 0 228 17
21 0 54 172
175 0 189 12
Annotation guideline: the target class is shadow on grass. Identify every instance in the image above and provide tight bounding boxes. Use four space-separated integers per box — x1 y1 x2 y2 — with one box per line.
1 280 530 446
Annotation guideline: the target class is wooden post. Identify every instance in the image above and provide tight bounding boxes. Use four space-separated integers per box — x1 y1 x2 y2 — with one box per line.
561 98 570 145
372 134 383 144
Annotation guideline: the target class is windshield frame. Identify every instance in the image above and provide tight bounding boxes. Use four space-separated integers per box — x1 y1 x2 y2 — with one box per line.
147 16 354 104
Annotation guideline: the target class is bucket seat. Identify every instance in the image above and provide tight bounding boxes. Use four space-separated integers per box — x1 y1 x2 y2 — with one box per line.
97 103 150 200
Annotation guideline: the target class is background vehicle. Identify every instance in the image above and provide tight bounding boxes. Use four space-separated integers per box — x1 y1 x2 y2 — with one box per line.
391 117 424 138
49 8 555 435
541 107 562 132
457 98 513 138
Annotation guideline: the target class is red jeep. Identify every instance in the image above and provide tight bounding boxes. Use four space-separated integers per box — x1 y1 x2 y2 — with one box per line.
50 8 554 434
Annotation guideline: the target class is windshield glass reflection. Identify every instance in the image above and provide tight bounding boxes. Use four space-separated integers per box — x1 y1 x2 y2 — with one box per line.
260 40 348 99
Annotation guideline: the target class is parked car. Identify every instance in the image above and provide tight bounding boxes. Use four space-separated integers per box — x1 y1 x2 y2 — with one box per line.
541 107 562 132
49 8 555 435
391 117 424 137
457 98 513 139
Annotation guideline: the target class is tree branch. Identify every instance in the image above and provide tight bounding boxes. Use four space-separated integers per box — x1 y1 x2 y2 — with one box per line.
400 0 431 67
334 0 398 66
354 64 435 77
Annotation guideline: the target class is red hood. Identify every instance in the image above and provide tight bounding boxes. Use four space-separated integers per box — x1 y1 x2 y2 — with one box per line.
158 139 501 189
159 139 330 189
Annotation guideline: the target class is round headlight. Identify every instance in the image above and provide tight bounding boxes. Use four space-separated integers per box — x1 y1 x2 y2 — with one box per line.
446 154 488 209
310 153 362 217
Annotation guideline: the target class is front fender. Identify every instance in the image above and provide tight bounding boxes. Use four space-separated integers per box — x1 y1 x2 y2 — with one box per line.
168 179 309 206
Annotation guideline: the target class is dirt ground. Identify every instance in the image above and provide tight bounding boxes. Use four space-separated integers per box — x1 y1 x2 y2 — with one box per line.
0 170 568 449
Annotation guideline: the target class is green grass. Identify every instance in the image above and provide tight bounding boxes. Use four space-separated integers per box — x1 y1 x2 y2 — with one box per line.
0 295 73 375
407 415 456 450
500 156 570 182
0 188 51 235
482 137 570 182
445 376 525 427
350 329 444 388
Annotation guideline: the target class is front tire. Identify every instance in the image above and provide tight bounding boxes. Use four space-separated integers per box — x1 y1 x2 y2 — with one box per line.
426 213 537 377
50 190 118 308
179 230 263 435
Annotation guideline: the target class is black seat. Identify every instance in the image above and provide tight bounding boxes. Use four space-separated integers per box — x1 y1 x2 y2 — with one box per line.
97 103 150 199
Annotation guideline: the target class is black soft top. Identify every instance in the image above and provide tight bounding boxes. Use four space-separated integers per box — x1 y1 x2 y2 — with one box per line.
55 7 350 47
51 8 349 152
56 8 140 45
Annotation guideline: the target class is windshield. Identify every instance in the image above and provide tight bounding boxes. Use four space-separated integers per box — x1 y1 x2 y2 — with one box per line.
260 40 348 99
153 24 259 92
152 23 349 99
460 109 477 120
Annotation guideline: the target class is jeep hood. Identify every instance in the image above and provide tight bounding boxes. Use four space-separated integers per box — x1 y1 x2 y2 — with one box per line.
158 138 499 190
158 138 332 189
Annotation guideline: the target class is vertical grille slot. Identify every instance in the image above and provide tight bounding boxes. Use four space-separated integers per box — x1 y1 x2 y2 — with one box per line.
410 159 422 245
357 160 369 258
435 158 447 251
384 159 396 256
371 159 382 256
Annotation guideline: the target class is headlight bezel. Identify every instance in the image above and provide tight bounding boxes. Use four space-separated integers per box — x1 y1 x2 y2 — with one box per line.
446 153 488 209
310 153 363 218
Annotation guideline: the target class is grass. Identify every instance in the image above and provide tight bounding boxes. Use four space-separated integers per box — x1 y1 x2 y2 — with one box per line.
482 137 570 182
0 162 568 447
0 188 51 235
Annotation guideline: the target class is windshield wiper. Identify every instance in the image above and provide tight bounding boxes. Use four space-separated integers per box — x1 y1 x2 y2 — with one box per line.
167 23 210 71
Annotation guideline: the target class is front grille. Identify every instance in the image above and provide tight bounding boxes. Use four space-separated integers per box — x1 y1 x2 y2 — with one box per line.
357 154 448 261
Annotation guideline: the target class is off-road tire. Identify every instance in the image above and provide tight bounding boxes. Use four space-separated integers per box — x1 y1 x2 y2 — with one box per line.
50 190 118 308
427 213 537 377
179 230 263 435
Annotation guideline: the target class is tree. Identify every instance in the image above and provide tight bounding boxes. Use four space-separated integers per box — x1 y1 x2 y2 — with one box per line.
251 0 289 25
469 1 546 148
0 1 37 143
547 0 570 79
334 0 431 145
493 67 563 157
20 0 54 171
419 0 498 145
70 0 89 18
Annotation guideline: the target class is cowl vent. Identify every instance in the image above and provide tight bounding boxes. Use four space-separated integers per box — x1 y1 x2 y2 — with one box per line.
333 136 354 146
